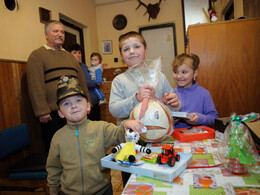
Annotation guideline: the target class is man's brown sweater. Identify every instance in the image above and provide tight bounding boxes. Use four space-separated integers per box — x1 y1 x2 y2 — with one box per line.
27 46 91 117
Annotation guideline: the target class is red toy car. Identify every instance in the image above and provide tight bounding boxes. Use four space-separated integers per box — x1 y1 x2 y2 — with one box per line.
156 144 180 167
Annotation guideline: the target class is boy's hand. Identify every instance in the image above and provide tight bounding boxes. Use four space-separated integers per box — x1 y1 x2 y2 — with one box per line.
124 120 144 134
136 84 155 102
164 92 179 107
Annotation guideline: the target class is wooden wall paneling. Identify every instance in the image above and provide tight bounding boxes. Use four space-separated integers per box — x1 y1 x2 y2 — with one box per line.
0 61 21 129
0 63 5 130
0 61 35 177
20 72 44 153
188 19 260 117
0 60 44 154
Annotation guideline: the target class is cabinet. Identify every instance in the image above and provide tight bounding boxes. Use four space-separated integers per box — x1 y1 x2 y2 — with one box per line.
188 18 260 117
100 67 128 125
100 81 117 124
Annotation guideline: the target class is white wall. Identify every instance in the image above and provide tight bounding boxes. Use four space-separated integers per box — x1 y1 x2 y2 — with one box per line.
0 0 98 61
0 0 245 63
96 0 185 68
184 0 209 32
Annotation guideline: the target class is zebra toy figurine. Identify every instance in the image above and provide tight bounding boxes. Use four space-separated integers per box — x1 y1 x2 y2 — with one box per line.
112 129 151 163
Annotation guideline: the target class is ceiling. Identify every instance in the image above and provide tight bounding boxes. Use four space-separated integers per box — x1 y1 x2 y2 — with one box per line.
94 0 134 6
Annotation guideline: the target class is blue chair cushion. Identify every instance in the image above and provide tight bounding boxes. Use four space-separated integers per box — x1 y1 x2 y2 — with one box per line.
8 153 48 180
0 124 30 159
9 171 47 180
0 124 48 180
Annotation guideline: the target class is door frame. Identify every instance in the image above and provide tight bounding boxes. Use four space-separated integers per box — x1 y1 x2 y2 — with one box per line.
60 18 86 63
139 23 177 57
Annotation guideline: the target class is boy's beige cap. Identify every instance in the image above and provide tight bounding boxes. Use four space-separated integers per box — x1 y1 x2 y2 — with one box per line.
56 75 86 105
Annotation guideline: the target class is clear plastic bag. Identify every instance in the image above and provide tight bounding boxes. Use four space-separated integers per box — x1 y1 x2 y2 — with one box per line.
128 57 173 142
218 114 258 173
128 56 162 92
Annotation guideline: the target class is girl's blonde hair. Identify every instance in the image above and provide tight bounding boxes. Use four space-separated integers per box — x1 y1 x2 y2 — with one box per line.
172 53 200 72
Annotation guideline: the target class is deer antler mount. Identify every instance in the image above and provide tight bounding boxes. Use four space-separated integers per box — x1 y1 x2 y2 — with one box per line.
136 0 166 21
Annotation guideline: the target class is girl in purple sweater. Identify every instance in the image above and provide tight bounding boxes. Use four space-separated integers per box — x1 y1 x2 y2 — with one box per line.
172 53 218 129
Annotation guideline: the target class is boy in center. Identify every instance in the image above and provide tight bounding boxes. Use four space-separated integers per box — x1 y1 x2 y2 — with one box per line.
46 75 144 195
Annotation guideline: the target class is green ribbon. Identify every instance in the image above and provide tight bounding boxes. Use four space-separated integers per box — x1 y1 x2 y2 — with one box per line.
231 115 242 126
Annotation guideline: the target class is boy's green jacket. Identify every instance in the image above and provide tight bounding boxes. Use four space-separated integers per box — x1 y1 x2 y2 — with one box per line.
46 118 125 195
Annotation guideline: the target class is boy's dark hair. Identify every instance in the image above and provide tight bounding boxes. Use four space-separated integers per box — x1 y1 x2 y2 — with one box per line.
90 52 102 63
68 43 82 52
119 31 147 52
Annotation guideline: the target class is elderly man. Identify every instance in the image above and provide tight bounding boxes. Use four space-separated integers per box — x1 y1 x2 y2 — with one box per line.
27 20 90 152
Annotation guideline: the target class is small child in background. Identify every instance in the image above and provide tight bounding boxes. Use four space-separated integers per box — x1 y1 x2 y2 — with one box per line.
68 44 101 121
89 52 106 105
46 75 144 195
172 53 218 129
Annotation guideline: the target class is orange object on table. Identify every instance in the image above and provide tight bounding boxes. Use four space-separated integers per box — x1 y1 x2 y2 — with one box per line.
139 97 149 119
172 126 215 142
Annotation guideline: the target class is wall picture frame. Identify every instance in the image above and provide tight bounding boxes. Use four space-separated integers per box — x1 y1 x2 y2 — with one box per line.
102 40 112 54
39 7 51 23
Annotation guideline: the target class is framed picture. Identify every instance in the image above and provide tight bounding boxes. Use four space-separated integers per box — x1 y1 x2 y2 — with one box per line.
102 40 112 54
39 7 52 23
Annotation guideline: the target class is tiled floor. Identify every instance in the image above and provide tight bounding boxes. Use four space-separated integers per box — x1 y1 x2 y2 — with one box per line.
111 169 124 194
107 146 124 194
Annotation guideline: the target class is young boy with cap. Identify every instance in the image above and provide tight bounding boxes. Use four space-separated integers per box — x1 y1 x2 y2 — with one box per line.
46 75 144 195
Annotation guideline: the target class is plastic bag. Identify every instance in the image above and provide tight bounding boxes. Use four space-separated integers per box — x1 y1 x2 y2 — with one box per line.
128 56 162 92
128 57 173 142
218 114 258 174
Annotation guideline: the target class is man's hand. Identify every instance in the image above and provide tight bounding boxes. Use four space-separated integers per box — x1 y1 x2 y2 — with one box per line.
39 114 52 123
